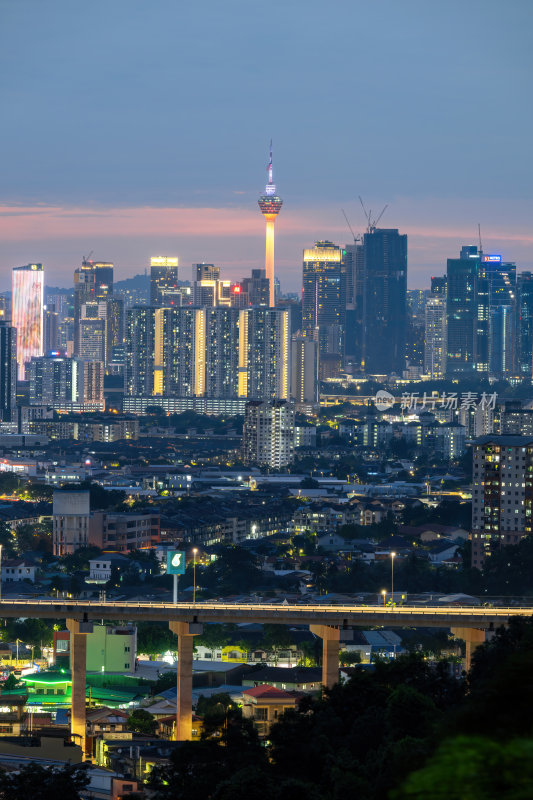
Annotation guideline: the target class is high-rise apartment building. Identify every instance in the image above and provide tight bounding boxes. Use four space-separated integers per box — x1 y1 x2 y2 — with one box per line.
43 308 59 353
0 323 17 422
471 435 533 568
424 296 447 378
302 241 344 357
204 308 239 398
238 308 290 400
291 336 318 403
360 228 407 375
27 353 79 405
125 306 157 396
149 257 179 306
155 307 203 397
242 400 295 468
12 263 44 380
258 144 282 307
79 312 106 363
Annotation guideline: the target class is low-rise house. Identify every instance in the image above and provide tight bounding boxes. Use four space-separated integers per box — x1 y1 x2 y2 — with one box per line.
427 540 462 565
241 684 299 736
1 559 36 584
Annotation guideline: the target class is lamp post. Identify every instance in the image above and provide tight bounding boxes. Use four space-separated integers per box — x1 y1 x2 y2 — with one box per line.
381 589 387 607
192 548 197 604
390 552 396 604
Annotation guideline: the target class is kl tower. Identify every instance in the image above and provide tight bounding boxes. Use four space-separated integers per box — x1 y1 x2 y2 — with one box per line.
258 141 283 307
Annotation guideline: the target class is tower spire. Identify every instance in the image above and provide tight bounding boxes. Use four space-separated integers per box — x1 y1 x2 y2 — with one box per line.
258 141 283 307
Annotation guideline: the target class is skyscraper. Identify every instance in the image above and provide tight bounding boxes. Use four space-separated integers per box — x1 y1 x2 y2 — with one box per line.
12 263 44 380
0 323 17 422
424 296 447 378
516 272 533 378
73 260 113 354
446 246 479 378
150 257 179 306
238 308 290 400
361 228 407 375
302 241 344 357
258 143 282 307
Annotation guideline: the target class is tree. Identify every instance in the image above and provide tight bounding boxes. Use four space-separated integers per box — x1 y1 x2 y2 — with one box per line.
127 709 157 735
393 736 533 800
339 650 361 666
0 762 88 800
137 622 175 658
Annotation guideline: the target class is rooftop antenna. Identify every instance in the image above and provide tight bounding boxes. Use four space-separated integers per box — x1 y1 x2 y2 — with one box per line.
478 223 483 255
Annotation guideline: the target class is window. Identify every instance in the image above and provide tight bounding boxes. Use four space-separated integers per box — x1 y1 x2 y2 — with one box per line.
56 640 69 652
254 708 268 721
125 663 130 669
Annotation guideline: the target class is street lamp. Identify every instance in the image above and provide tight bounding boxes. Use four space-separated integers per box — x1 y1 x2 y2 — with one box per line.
192 548 198 604
381 589 387 607
390 552 396 604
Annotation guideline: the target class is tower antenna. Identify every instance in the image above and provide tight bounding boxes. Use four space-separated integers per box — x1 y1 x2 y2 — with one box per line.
478 223 483 255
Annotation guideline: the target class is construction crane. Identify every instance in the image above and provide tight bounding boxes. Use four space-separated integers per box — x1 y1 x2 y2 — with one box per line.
82 250 94 265
359 196 388 233
341 209 362 243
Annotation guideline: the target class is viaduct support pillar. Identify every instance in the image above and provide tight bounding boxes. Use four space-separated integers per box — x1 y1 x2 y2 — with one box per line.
310 625 340 689
66 618 93 756
451 627 486 672
169 621 202 741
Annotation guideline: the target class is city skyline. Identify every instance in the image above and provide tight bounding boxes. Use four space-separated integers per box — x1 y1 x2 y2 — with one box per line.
1 0 532 290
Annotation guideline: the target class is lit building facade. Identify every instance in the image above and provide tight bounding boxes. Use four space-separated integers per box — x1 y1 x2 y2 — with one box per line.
243 400 295 468
291 336 318 403
238 308 289 400
424 296 447 378
150 256 179 306
258 143 282 307
302 241 344 358
12 263 44 380
471 435 533 569
0 323 17 422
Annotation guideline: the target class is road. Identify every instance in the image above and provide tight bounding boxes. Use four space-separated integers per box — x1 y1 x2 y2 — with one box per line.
0 599 531 629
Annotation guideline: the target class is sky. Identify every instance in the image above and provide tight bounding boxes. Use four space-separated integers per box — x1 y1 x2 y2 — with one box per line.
1 0 532 291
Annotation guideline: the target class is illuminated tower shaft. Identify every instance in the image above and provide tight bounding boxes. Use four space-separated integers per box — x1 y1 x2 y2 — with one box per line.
264 215 276 307
258 142 283 307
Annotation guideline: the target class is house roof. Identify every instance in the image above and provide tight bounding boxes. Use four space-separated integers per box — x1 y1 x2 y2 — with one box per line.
244 666 322 683
242 684 295 700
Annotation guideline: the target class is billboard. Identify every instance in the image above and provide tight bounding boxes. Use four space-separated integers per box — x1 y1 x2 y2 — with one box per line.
167 550 186 575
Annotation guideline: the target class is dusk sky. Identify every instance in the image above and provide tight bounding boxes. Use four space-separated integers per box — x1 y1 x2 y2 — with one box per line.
1 0 532 291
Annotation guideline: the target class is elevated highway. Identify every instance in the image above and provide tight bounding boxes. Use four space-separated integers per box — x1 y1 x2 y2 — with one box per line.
2 599 529 753
0 598 530 629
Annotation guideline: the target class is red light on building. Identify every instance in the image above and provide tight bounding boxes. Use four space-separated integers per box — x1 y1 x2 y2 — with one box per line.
233 285 242 293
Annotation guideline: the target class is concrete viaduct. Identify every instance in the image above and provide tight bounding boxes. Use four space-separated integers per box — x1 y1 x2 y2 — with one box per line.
1 599 530 755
